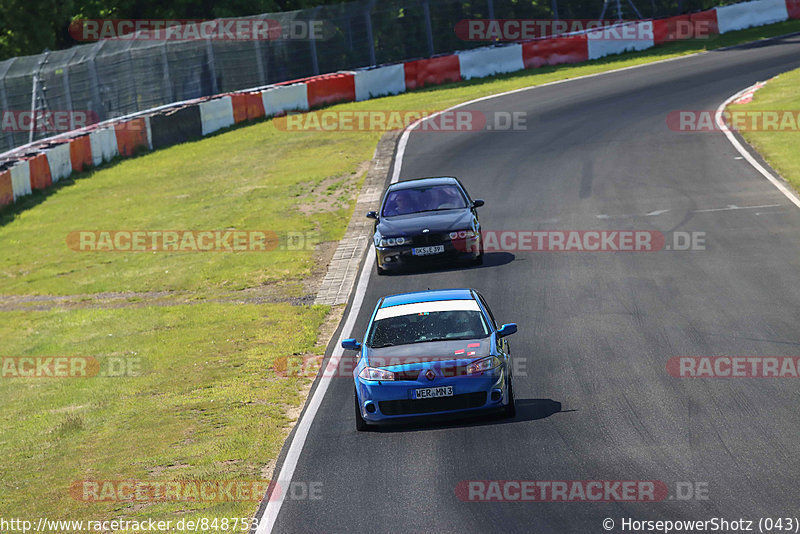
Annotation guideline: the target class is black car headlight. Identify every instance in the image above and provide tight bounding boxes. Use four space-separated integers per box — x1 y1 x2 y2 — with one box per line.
377 236 408 247
448 230 477 240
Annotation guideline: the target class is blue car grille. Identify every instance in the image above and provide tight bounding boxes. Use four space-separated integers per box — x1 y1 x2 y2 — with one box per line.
378 392 487 416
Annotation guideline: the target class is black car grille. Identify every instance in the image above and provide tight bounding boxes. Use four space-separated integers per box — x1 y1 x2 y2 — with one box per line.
378 392 487 416
413 233 447 246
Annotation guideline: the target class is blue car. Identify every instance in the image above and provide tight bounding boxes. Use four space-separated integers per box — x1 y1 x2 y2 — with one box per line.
342 288 517 431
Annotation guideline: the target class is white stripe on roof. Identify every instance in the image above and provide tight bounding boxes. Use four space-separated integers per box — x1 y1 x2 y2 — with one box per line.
375 299 480 320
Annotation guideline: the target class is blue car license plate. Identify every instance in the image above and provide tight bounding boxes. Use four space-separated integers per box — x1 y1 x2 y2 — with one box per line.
413 386 453 399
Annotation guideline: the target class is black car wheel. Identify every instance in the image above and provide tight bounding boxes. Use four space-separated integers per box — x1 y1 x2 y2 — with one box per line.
354 388 369 431
503 375 516 418
376 254 388 276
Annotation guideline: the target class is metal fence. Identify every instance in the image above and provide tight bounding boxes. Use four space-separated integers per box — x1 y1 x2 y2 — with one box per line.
0 0 727 151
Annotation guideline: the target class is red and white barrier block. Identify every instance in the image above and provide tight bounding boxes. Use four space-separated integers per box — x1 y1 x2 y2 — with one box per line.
457 44 525 80
262 84 310 116
716 0 789 33
199 96 235 135
354 64 406 101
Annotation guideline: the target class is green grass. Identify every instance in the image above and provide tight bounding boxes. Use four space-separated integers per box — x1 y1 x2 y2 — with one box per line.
728 67 800 192
0 302 327 523
1 18 799 530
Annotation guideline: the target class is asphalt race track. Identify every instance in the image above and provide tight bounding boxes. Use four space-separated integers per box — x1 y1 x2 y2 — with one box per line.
271 35 800 533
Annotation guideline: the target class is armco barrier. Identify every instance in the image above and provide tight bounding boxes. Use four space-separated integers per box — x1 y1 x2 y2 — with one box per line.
587 21 655 60
10 161 30 201
45 142 72 183
28 153 52 190
149 105 203 150
0 169 12 206
653 15 691 44
262 84 309 116
306 73 356 108
404 55 461 90
246 92 266 120
717 0 789 33
690 9 719 35
115 118 149 157
522 36 590 68
69 135 93 172
789 0 800 18
199 97 235 135
354 64 406 101
457 45 524 80
89 127 119 166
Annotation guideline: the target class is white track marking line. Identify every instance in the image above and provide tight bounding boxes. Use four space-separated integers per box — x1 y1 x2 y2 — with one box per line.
715 85 800 209
257 35 800 534
693 203 783 213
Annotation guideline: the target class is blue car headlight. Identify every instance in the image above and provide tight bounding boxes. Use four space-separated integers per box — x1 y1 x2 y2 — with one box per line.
377 236 407 247
466 356 501 375
358 367 396 381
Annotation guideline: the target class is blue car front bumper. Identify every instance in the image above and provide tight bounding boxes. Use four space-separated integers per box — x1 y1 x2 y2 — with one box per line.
355 368 509 423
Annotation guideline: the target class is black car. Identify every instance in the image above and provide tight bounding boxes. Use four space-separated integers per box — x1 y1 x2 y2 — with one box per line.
367 177 484 275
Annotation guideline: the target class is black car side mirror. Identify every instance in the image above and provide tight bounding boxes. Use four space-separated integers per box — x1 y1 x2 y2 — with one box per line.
472 199 485 208
366 211 378 219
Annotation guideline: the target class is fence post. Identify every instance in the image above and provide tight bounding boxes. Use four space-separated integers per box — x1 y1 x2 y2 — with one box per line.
422 1 435 57
487 0 495 20
60 48 79 130
254 15 267 86
552 0 560 19
364 0 377 67
309 7 322 75
161 41 173 104
205 38 219 95
0 58 16 150
87 41 105 121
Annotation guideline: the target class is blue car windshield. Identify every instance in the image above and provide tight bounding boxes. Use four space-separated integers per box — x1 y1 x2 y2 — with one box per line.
367 310 489 348
381 185 468 217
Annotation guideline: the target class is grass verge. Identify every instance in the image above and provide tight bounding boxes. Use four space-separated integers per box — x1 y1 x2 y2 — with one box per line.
728 67 800 192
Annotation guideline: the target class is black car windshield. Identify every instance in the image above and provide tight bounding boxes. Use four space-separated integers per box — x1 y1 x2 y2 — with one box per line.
367 306 490 347
381 184 468 217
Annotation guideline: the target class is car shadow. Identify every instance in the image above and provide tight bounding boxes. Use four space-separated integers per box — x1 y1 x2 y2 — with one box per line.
390 252 515 277
369 398 570 433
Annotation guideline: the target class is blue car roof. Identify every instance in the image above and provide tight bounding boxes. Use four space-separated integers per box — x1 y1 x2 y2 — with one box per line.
380 288 474 307
389 176 459 190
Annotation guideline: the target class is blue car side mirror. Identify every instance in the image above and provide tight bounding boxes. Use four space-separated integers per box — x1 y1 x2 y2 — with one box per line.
341 338 361 351
497 323 517 338
366 211 378 219
472 199 485 208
